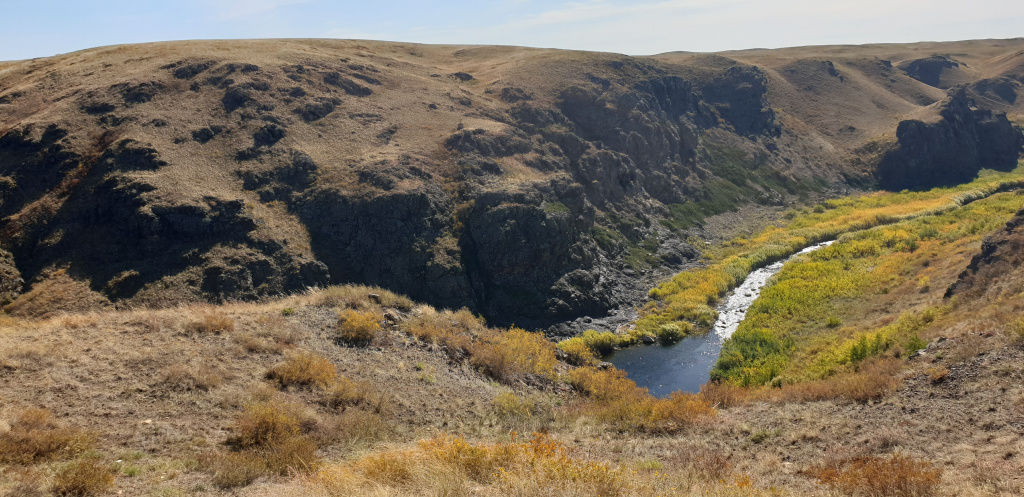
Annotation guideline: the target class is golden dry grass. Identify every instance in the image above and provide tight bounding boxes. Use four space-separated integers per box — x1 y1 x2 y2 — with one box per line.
266 350 337 390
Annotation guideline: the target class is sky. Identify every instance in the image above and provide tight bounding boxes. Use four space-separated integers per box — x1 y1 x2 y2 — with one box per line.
1 0 1022 61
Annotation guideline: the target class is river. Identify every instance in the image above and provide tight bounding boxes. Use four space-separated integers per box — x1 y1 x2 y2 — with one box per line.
606 240 835 396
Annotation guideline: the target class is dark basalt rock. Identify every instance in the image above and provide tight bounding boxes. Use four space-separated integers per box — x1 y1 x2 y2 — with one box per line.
114 82 164 105
699 65 779 137
877 89 1024 190
253 124 286 148
899 55 961 88
295 98 340 122
444 129 533 157
168 61 216 80
98 140 168 171
222 87 253 112
324 72 373 96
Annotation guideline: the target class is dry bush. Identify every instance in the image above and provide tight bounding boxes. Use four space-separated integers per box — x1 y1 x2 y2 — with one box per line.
317 285 414 311
0 409 96 464
402 307 482 356
699 380 750 408
208 401 321 488
773 358 903 403
266 350 337 389
337 309 381 346
470 327 557 382
50 456 114 497
158 363 222 392
568 367 715 432
1005 318 1024 345
184 311 235 335
808 453 942 497
205 436 319 488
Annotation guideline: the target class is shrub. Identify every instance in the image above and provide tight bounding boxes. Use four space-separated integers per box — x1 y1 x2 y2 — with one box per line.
338 309 381 346
557 337 597 365
0 409 96 464
581 329 619 354
227 402 305 449
402 307 482 357
51 456 114 497
184 311 234 335
808 453 942 497
210 401 320 488
470 327 556 382
1006 318 1024 345
656 323 689 343
266 351 337 389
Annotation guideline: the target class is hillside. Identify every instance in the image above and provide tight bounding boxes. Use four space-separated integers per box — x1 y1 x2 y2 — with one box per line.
1 39 1022 330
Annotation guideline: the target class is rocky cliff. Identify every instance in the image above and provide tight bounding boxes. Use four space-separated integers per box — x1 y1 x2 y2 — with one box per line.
877 89 1024 190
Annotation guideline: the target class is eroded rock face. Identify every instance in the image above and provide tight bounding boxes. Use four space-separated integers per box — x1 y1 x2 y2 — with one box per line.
876 89 1024 190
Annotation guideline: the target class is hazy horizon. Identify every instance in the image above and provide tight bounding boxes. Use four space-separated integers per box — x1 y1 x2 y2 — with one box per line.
2 0 1023 62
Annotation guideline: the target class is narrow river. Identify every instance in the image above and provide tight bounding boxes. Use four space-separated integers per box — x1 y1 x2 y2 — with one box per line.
607 240 835 396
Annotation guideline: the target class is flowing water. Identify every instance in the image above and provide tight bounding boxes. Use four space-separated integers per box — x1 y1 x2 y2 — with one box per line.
607 241 835 396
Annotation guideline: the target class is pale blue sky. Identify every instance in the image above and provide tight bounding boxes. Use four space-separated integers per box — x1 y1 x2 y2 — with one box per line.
1 0 1023 61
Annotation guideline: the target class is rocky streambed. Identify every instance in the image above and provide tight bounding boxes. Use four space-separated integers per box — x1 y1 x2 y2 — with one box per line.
608 241 835 396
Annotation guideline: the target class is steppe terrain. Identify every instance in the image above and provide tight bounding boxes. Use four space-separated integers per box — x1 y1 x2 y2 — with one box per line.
1 38 1023 496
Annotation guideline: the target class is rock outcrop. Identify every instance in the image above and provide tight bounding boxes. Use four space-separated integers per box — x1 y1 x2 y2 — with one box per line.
946 208 1024 300
876 89 1024 190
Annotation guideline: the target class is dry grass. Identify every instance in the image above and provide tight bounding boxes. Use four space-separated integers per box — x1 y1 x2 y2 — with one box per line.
324 375 376 410
305 433 642 496
184 310 235 335
316 285 414 311
158 363 223 392
0 409 96 464
266 350 337 390
50 456 114 497
807 453 942 497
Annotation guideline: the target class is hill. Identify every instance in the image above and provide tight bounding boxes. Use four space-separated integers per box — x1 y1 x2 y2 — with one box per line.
0 38 1023 330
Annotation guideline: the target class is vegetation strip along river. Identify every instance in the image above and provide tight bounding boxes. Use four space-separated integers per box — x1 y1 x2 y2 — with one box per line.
607 241 835 396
